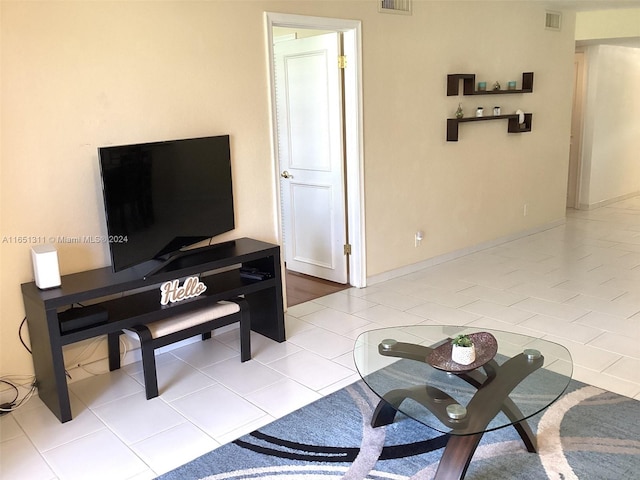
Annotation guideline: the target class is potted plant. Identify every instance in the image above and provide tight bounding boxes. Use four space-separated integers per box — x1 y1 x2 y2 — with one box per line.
451 334 476 365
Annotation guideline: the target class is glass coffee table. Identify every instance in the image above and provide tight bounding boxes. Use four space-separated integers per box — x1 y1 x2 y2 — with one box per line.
353 325 572 480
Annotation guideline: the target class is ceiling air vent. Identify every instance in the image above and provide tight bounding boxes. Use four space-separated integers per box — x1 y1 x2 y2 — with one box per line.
545 11 562 31
379 0 412 15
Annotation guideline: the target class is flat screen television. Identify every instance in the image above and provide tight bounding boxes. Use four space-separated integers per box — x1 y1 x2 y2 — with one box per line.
98 135 235 275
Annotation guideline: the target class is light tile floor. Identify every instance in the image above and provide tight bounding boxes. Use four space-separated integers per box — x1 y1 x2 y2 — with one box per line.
2 197 640 479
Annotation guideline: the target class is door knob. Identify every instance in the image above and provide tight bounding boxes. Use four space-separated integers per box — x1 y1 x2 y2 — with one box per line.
281 171 293 179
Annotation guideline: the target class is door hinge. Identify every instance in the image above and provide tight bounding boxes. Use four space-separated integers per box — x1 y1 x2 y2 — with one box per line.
344 244 352 255
338 55 347 69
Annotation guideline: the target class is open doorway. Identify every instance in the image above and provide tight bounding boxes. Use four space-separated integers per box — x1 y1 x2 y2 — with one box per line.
265 13 366 306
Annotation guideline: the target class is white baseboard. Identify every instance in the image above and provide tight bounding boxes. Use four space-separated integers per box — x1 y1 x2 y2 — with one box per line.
578 191 640 210
366 218 566 286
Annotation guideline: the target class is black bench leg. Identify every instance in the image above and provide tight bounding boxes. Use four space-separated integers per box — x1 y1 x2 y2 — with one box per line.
132 326 160 400
108 331 122 371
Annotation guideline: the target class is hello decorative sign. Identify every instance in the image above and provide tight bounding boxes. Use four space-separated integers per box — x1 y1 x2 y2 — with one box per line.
160 276 207 305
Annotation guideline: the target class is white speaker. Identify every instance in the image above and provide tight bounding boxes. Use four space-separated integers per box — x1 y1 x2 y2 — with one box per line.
31 244 61 289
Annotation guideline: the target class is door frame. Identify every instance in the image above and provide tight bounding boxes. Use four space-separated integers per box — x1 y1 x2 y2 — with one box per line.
567 49 586 209
264 12 366 288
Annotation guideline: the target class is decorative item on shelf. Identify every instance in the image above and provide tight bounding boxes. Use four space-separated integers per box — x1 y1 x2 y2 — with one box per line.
475 107 484 117
508 80 517 90
159 276 207 305
477 81 487 92
493 106 501 116
493 81 501 91
516 108 525 124
451 334 476 365
455 103 464 119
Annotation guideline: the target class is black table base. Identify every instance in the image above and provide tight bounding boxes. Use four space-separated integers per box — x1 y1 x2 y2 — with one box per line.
371 342 542 480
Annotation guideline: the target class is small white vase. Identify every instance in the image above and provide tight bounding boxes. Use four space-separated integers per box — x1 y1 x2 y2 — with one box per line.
452 344 476 365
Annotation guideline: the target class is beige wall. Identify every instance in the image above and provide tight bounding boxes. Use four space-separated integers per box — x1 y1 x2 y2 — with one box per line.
1 1 576 376
363 2 575 276
576 8 640 41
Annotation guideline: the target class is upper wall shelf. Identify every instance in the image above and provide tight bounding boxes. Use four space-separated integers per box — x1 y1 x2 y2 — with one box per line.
447 72 534 96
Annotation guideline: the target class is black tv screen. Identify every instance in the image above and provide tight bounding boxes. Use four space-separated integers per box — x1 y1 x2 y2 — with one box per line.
98 135 235 273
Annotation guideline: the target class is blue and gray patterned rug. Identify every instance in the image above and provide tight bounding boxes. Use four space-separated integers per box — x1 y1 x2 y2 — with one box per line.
157 379 639 479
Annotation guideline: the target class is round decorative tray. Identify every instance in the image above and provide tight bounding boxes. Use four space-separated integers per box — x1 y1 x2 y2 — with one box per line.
427 332 498 373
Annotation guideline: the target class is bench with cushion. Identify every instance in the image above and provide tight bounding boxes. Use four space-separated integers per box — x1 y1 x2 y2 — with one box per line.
108 297 250 399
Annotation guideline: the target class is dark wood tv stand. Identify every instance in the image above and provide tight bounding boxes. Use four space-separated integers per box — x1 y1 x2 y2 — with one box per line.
21 237 285 423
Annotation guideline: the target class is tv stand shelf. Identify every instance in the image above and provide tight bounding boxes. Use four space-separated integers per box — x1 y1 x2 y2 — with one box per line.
21 237 284 423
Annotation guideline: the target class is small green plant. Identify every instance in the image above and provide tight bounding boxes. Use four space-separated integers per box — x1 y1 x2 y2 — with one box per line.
452 334 473 348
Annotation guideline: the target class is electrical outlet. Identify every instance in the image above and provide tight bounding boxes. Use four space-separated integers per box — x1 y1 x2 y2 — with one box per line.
415 231 424 247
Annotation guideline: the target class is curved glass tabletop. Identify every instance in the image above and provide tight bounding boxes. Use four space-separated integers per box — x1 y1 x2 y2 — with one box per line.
353 325 573 436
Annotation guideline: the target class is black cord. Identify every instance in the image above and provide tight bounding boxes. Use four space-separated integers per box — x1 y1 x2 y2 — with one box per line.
0 379 38 415
20 316 71 379
18 317 32 354
0 379 19 405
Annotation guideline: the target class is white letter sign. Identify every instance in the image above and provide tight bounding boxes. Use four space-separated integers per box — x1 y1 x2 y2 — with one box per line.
159 276 207 305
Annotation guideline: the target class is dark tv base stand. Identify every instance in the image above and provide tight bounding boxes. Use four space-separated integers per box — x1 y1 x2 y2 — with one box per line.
21 237 285 423
142 239 238 278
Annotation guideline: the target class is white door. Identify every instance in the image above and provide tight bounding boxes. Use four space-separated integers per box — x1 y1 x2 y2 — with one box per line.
274 33 348 284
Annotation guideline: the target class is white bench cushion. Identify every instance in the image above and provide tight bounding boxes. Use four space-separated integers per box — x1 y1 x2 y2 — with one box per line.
124 301 240 340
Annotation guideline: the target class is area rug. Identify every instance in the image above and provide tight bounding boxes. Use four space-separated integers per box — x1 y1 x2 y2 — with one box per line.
157 379 640 479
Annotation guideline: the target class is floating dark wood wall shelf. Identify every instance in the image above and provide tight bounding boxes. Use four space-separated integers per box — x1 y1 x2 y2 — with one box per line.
447 113 533 142
447 72 534 96
446 71 534 141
